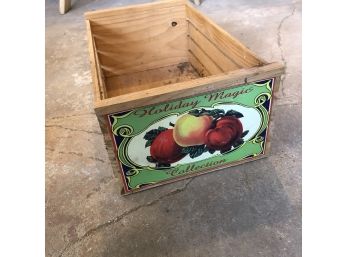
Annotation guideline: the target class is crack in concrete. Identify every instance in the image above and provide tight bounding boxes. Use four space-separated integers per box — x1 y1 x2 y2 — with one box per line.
46 148 107 163
277 6 296 97
45 124 102 135
57 178 194 257
58 151 106 163
242 171 252 192
47 112 95 121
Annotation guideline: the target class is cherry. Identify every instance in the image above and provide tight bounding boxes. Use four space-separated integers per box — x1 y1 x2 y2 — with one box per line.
150 129 186 164
204 126 237 151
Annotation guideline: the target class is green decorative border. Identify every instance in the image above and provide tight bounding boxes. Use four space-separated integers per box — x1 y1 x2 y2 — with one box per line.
108 78 275 193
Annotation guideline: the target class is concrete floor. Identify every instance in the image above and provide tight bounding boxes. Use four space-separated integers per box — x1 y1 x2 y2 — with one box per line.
46 0 301 256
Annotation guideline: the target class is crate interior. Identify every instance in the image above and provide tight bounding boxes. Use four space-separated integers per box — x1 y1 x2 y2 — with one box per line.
87 0 264 99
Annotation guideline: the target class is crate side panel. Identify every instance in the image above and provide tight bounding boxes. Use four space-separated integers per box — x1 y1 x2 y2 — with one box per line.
188 51 210 77
188 22 241 72
186 4 264 68
90 4 188 77
104 77 277 194
94 62 284 115
97 114 127 194
105 62 201 97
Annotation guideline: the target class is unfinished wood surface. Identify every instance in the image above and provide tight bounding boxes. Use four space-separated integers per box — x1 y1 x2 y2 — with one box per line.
88 3 188 77
186 3 265 68
188 39 222 75
105 62 201 97
85 20 102 102
188 51 210 77
94 62 285 115
188 23 242 71
59 0 71 15
95 26 188 77
273 74 282 93
96 114 126 194
90 7 185 28
92 38 107 99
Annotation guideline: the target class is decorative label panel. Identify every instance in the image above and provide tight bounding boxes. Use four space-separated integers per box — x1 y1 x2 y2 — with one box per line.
107 78 275 193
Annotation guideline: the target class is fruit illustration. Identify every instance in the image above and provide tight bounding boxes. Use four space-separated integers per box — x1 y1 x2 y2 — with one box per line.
204 126 237 151
216 116 243 140
149 129 186 164
173 114 213 147
144 108 249 166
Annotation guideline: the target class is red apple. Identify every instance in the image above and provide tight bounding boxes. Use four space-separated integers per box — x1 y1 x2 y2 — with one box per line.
204 126 237 151
150 129 186 164
216 117 243 139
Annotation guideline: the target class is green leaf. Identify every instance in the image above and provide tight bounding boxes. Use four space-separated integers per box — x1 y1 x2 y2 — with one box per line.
188 108 225 120
232 139 244 148
145 140 152 148
209 109 225 119
220 147 232 154
208 149 216 154
190 145 206 158
143 127 167 141
146 156 157 163
225 109 244 118
241 130 249 138
182 144 206 159
182 146 196 154
156 163 171 168
188 109 200 117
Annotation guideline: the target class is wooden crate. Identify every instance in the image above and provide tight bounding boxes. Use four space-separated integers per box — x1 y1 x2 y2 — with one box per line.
85 0 284 195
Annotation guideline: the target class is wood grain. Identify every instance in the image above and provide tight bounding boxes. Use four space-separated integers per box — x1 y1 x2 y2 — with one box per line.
84 0 285 194
59 0 71 15
85 20 102 102
186 3 266 68
96 27 188 77
105 62 201 97
188 51 210 77
188 38 223 75
188 22 242 71
94 62 285 115
88 3 187 77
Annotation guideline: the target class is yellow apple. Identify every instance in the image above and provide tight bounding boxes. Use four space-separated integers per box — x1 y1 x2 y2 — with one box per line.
173 114 213 147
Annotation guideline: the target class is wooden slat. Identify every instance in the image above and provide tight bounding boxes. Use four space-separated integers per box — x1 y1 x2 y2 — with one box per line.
59 0 71 15
92 38 107 99
188 38 223 75
105 62 200 97
188 22 242 71
186 3 265 68
188 51 210 77
85 20 101 102
89 5 187 77
90 7 185 27
93 16 187 45
94 62 285 115
95 27 188 77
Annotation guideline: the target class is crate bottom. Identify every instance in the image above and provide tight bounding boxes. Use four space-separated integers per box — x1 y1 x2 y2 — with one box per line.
105 62 202 98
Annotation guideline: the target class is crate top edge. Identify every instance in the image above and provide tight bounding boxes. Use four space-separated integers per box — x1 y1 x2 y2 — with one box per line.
93 62 285 116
